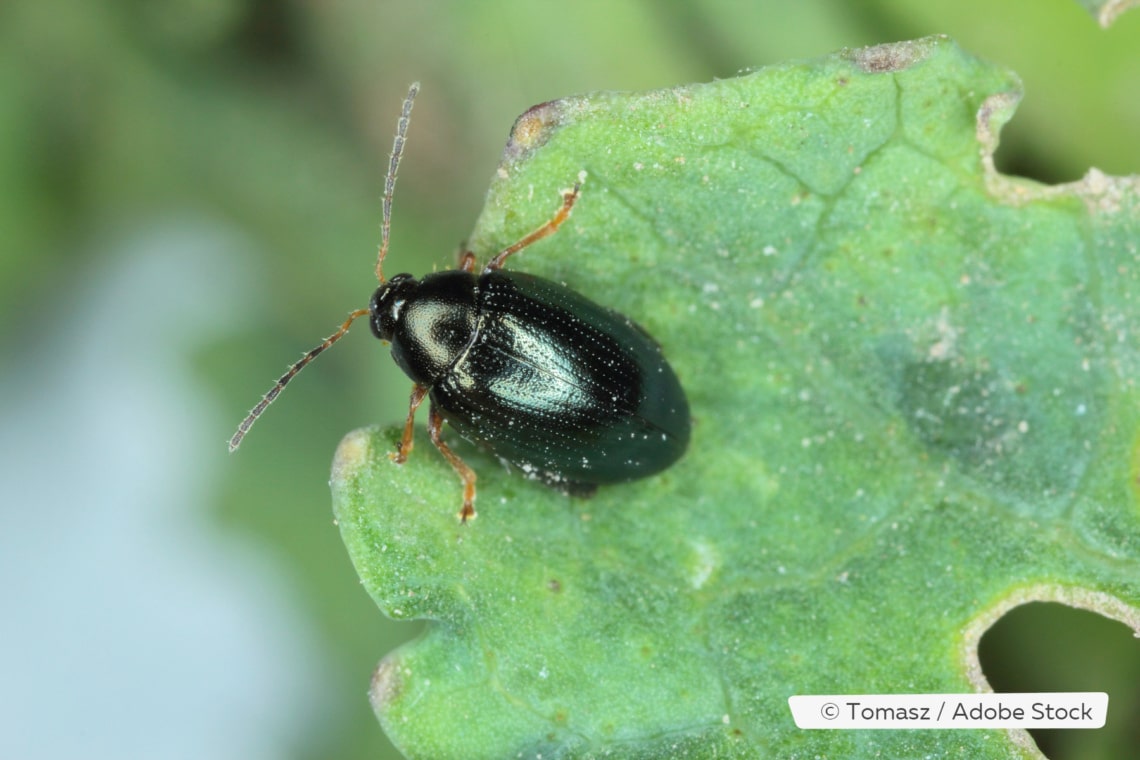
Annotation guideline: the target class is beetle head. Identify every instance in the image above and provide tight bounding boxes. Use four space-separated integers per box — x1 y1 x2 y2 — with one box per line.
369 273 419 342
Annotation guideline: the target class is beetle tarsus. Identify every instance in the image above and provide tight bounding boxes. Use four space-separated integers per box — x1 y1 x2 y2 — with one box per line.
483 182 582 272
459 497 476 523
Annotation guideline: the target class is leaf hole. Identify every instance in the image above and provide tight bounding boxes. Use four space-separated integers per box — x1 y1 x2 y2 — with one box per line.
991 139 1085 185
978 602 1140 759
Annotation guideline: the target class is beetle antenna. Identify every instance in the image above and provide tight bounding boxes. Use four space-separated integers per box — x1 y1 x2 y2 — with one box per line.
229 308 370 452
376 82 420 284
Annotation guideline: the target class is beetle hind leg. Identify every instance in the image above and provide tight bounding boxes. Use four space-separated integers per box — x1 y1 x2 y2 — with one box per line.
483 181 582 272
427 403 478 522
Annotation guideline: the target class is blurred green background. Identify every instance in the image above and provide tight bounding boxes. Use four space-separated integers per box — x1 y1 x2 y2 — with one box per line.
1 1 1136 759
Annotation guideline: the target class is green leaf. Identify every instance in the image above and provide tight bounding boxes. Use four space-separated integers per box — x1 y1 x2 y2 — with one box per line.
332 36 1140 758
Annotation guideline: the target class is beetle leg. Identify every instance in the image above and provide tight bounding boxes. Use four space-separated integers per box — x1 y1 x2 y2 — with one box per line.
483 181 581 272
458 250 477 272
427 403 478 522
393 384 429 464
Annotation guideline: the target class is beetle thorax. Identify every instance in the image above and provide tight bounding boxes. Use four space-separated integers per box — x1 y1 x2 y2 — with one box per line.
369 270 479 386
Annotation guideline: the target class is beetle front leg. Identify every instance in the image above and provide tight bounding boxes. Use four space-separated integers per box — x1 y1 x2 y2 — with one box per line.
393 383 429 463
426 403 478 523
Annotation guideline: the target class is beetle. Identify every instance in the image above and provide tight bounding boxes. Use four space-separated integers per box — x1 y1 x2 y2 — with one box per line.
230 83 689 521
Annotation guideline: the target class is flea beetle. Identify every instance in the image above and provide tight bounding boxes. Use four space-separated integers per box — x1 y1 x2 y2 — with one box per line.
231 83 690 521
